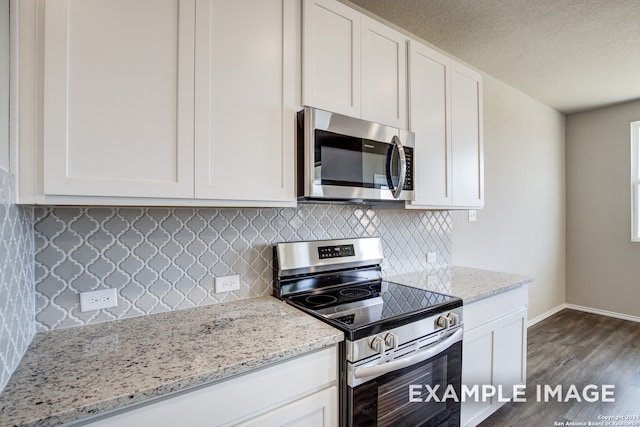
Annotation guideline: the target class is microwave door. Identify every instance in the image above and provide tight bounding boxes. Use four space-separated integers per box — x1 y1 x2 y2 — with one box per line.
315 131 391 196
386 136 407 199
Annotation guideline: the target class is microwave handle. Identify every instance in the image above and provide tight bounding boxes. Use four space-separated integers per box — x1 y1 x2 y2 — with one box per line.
389 135 407 199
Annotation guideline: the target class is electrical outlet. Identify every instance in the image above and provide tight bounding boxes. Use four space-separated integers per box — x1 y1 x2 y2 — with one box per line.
80 288 118 312
215 275 240 293
427 275 437 286
427 252 437 263
468 210 477 222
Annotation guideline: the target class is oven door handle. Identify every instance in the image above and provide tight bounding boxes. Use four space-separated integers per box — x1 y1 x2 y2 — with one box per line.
353 328 463 380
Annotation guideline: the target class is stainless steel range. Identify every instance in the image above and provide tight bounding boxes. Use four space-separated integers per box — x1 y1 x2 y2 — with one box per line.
273 237 463 427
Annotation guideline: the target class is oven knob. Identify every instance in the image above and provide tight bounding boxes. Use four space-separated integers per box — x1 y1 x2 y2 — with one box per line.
437 312 460 328
436 315 450 329
448 312 460 326
370 336 385 355
384 332 399 349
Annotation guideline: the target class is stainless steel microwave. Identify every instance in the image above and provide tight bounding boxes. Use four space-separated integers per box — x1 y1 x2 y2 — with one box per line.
297 107 415 203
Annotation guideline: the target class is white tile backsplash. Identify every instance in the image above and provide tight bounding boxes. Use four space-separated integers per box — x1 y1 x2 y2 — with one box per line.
33 204 451 331
0 168 35 392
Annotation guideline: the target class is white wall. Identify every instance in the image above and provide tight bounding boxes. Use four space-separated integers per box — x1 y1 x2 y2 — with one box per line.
0 0 8 169
452 74 566 321
566 100 640 317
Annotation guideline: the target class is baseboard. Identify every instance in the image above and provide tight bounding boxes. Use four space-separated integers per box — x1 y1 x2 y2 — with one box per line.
527 303 640 327
527 304 567 327
564 304 640 323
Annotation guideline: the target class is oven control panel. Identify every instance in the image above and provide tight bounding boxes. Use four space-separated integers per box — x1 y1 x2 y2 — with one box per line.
318 244 355 259
345 307 463 363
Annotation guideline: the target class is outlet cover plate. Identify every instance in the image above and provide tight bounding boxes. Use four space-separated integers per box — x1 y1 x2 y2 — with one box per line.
80 288 118 312
215 275 240 293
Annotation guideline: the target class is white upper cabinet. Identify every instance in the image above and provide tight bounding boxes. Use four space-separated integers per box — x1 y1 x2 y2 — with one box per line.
42 0 195 199
194 0 297 203
407 40 484 209
17 0 480 208
302 0 361 118
406 40 451 207
302 0 408 129
451 62 484 208
16 0 297 207
361 16 407 129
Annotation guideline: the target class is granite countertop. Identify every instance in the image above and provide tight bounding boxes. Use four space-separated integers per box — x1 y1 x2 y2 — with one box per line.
386 265 534 304
0 297 344 427
0 266 530 426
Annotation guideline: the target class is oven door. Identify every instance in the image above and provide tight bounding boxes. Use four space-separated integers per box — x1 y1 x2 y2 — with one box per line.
346 328 462 427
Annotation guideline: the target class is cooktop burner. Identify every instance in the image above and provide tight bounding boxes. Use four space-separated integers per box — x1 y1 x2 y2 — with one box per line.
290 282 380 309
303 294 338 307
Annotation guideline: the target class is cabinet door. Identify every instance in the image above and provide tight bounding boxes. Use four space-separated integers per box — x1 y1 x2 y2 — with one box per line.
238 386 338 427
43 0 195 198
194 0 296 203
361 16 407 129
451 62 484 208
302 0 361 118
406 40 451 208
495 308 527 394
461 321 497 427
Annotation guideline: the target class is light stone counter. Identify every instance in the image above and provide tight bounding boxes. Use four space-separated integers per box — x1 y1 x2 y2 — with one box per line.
386 266 534 304
0 297 343 427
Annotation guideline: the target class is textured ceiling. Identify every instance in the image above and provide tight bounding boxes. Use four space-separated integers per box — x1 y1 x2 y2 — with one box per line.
349 0 640 114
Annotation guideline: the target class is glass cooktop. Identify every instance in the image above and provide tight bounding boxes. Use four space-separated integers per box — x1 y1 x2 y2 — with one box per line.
286 280 461 340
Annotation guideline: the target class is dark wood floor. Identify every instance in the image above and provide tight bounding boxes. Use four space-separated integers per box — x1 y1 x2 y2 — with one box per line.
479 309 640 427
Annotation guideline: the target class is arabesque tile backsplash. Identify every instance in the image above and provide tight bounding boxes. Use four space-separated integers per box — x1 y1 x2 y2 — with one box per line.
33 204 452 331
0 169 34 392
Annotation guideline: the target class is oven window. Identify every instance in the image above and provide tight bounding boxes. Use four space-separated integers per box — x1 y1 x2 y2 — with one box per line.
349 341 462 427
377 357 446 426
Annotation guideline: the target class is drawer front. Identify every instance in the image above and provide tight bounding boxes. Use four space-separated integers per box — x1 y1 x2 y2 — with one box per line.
464 286 528 330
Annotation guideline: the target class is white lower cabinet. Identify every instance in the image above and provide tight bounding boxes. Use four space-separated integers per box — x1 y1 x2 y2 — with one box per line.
461 287 528 427
79 346 338 427
462 321 497 424
237 387 337 427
